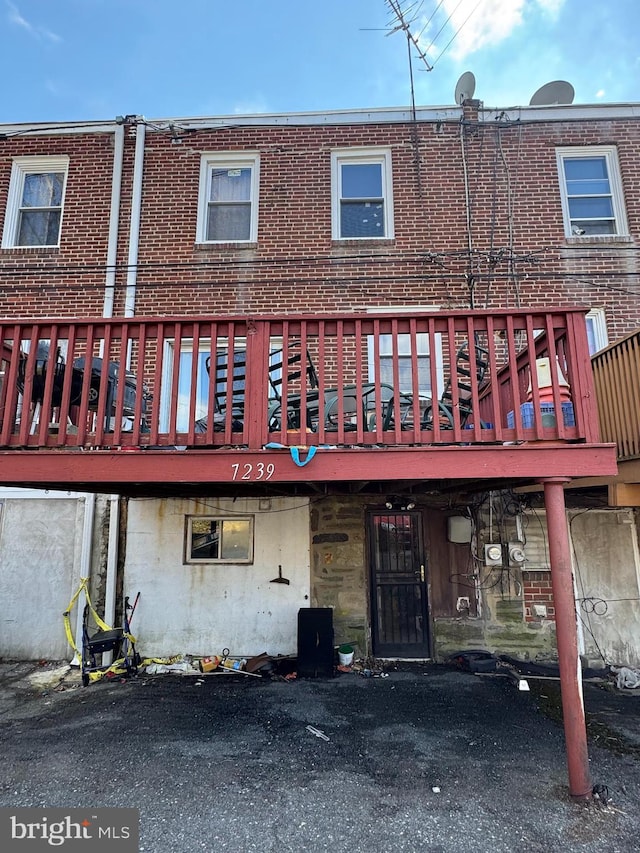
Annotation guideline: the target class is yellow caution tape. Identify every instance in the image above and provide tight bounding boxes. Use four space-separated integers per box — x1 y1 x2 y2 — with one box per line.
86 655 183 684
63 577 133 658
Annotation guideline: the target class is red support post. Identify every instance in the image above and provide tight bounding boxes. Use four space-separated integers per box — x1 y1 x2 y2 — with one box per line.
542 477 592 800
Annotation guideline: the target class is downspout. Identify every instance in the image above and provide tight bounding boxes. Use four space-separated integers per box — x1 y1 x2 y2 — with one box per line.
103 123 125 640
124 119 146 320
102 494 121 665
102 121 125 319
101 121 126 641
71 493 96 665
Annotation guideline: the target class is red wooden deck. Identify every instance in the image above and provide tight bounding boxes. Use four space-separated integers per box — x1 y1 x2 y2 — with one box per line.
0 309 618 494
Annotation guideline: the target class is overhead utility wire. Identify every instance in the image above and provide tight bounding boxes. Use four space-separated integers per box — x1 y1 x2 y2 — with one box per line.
415 0 446 41
430 0 483 67
420 0 464 57
385 0 433 70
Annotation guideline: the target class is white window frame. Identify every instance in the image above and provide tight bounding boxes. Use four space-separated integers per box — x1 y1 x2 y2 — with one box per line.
159 336 283 432
331 147 394 240
196 152 259 244
556 146 628 238
160 338 250 433
586 308 609 355
2 155 69 249
185 514 254 564
366 307 444 397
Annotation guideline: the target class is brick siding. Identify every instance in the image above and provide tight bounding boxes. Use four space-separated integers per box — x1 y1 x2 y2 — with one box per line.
523 570 556 622
0 110 638 343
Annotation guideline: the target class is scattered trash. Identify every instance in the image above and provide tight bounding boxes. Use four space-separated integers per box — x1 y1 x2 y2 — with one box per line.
612 666 640 690
145 657 198 675
27 664 71 691
199 656 222 673
306 725 330 741
360 667 387 678
432 786 441 793
592 784 610 804
447 650 498 673
222 657 247 672
245 653 275 675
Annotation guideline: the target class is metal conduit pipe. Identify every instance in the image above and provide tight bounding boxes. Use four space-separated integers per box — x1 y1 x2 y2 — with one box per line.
124 119 146 321
102 494 121 667
102 122 125 319
71 492 96 665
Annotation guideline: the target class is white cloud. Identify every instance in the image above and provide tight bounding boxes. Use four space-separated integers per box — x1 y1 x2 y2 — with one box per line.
6 1 61 42
41 27 62 43
6 0 33 33
536 0 564 15
595 89 605 99
416 0 565 62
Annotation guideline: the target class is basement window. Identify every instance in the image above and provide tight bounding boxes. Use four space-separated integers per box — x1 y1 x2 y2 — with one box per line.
185 516 254 564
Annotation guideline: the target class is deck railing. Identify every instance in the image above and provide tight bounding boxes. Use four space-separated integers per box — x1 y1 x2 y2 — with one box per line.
592 329 640 461
0 309 599 451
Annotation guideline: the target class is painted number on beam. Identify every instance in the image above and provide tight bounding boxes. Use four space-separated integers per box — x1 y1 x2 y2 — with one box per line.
231 462 275 481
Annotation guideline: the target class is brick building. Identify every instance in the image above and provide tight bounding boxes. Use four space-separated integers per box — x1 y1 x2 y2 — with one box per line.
1 98 639 794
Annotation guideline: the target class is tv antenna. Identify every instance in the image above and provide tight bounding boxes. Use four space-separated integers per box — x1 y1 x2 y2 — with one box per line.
529 80 575 106
385 0 433 73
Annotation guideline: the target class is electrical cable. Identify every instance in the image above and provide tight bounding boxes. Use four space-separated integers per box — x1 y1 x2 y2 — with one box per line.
430 0 483 68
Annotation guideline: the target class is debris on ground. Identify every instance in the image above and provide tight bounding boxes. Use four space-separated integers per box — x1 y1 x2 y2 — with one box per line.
27 663 72 691
306 725 330 741
144 656 199 675
612 666 640 690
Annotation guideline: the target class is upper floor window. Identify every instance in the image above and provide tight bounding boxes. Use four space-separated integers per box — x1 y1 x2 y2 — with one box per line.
331 148 393 240
556 147 627 237
197 153 259 243
2 156 69 248
586 308 609 355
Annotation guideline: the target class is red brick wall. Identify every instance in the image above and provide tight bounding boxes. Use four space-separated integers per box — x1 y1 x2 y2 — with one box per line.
523 570 556 622
1 112 638 342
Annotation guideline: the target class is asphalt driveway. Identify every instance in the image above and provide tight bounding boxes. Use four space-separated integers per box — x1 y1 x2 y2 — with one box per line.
1 662 639 852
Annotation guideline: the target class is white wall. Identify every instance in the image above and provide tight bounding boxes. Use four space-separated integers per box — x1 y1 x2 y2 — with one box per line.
0 489 88 659
124 496 311 658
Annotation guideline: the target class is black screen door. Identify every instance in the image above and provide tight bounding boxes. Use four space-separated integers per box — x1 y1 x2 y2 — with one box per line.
368 511 430 657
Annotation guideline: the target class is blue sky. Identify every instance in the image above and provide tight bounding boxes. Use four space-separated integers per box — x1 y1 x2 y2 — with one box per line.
1 0 639 124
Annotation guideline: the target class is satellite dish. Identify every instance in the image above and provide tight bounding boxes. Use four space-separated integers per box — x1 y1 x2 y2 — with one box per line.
454 71 476 105
529 80 575 106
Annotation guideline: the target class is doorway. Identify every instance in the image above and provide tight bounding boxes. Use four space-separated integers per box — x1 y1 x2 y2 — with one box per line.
367 510 430 657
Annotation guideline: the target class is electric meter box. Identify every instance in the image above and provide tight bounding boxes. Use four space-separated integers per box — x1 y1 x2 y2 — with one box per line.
447 515 472 544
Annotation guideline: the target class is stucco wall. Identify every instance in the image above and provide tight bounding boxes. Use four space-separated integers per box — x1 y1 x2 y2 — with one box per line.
123 496 311 658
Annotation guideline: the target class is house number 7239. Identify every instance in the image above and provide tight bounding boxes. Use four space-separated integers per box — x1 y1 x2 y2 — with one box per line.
231 462 275 481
